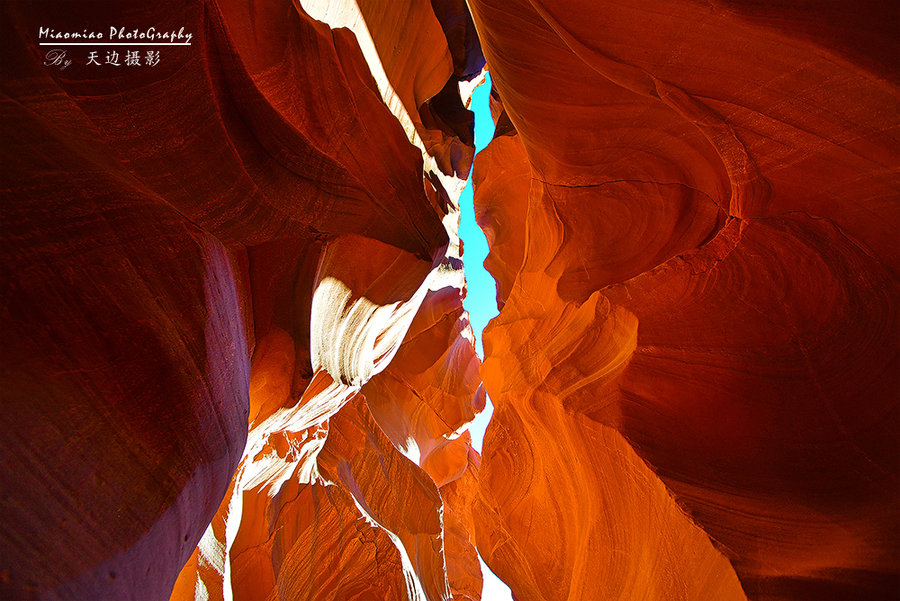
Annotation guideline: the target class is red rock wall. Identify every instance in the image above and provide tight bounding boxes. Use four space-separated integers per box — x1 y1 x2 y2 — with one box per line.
1 0 484 599
470 0 899 599
2 0 898 600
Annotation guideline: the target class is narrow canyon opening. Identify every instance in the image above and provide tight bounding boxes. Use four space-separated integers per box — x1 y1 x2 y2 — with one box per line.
458 70 512 600
460 71 498 453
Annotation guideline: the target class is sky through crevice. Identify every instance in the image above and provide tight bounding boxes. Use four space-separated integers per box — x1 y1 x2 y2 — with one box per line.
461 72 498 451
459 72 514 601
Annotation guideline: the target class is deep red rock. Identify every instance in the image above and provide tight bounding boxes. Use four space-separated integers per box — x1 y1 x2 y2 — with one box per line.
1 0 481 599
470 0 899 598
3 0 897 599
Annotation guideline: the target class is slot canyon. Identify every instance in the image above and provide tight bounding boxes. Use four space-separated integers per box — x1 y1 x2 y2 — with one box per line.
1 1 897 600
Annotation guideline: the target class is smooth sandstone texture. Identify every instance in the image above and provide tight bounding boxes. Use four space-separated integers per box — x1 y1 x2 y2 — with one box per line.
2 0 484 599
3 0 898 600
470 0 898 599
171 230 484 601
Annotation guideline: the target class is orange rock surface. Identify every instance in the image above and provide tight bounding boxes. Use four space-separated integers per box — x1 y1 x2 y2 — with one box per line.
1 0 484 599
470 0 899 599
2 0 898 600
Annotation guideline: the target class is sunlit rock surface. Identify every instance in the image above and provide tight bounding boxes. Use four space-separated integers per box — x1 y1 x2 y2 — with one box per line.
2 0 898 600
1 0 483 599
470 0 899 599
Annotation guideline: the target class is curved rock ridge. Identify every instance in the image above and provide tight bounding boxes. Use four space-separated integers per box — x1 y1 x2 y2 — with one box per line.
1 0 486 599
298 0 482 179
4 0 897 599
469 0 899 599
171 230 485 601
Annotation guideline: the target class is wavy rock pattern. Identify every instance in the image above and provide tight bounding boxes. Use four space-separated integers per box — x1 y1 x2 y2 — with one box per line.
3 0 898 600
470 0 899 599
2 0 484 599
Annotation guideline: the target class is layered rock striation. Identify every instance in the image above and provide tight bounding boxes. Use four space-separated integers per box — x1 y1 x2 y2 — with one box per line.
1 0 897 600
2 0 484 599
470 1 899 599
